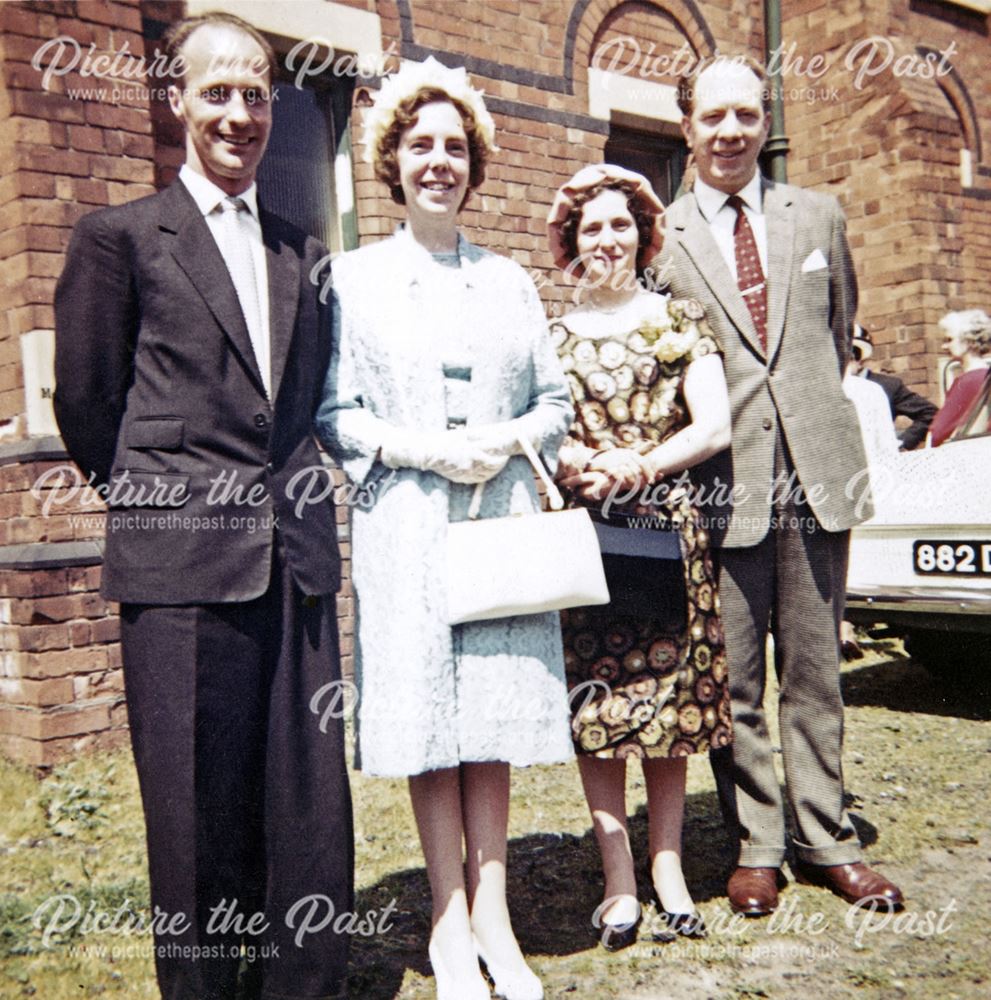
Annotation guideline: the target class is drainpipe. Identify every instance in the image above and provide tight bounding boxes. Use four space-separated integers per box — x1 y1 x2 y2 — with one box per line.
764 0 789 183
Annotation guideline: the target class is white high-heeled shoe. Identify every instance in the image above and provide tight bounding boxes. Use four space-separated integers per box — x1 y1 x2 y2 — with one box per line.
428 938 490 1000
473 934 544 1000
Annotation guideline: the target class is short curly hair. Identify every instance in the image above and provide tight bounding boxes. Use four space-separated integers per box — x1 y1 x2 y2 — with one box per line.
373 87 489 209
558 180 659 274
940 309 991 357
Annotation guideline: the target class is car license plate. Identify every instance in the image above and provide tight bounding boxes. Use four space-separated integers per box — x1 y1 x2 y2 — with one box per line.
912 540 991 576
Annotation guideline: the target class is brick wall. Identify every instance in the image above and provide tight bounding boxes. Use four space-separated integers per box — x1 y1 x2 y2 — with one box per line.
0 448 123 765
1 0 989 765
0 0 156 765
782 0 991 399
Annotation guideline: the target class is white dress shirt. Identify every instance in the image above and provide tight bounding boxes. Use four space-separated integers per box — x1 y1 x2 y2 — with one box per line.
694 171 768 283
178 164 271 396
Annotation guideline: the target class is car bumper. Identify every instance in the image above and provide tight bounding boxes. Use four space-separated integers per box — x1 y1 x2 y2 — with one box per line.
846 585 991 633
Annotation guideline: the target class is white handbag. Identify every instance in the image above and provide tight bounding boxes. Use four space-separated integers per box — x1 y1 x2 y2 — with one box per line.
446 434 610 625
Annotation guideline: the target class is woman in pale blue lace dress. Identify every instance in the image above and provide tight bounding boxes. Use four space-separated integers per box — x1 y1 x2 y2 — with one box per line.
314 60 571 1000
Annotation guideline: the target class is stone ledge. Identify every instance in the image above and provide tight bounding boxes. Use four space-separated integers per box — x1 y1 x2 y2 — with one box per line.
0 540 103 571
0 436 68 467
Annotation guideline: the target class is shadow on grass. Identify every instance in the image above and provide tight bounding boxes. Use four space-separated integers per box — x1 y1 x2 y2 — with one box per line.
348 788 736 999
841 640 991 721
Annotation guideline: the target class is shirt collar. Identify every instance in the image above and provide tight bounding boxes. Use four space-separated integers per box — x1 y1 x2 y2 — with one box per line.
179 163 259 220
695 171 764 223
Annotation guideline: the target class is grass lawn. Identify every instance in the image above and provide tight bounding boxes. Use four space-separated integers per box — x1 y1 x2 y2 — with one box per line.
1 635 989 998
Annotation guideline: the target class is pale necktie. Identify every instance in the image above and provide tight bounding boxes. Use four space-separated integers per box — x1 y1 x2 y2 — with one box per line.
218 196 269 396
727 194 768 354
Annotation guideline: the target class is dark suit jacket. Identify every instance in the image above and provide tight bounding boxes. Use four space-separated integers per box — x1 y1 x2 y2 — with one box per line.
652 179 872 547
864 370 936 450
54 180 340 604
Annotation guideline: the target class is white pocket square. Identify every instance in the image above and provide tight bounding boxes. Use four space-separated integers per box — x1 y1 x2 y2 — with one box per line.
802 248 828 272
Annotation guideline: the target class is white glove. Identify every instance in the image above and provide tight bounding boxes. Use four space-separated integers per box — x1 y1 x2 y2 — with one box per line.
379 426 508 484
465 422 534 456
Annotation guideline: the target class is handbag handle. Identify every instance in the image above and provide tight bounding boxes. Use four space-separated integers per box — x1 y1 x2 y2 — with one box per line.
468 433 565 519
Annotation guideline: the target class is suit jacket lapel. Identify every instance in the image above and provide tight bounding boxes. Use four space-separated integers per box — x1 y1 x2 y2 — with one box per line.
161 182 267 396
674 195 765 356
763 181 795 364
260 208 300 405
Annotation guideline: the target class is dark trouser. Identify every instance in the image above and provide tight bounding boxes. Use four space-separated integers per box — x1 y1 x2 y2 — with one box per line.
120 539 353 1000
710 435 862 869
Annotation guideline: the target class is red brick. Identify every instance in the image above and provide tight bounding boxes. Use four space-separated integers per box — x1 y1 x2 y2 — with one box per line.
18 144 91 176
0 33 49 64
17 624 71 652
88 154 154 183
90 618 120 644
28 726 129 766
55 176 109 205
21 646 109 679
0 733 48 767
83 102 150 133
10 89 87 123
67 566 103 593
0 569 68 599
0 6 59 38
6 676 75 707
69 621 92 646
36 702 113 740
55 19 113 49
67 124 105 152
20 594 100 624
74 669 124 699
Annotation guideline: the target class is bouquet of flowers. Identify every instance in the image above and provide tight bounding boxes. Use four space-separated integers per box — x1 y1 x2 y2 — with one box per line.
638 298 706 364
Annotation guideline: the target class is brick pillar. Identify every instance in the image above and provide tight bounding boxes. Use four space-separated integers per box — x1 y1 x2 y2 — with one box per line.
0 0 154 766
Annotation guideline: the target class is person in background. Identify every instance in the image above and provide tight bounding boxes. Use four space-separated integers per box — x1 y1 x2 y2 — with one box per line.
929 309 991 446
547 164 732 950
652 53 904 916
315 58 573 1000
54 13 352 999
839 345 901 659
849 326 936 451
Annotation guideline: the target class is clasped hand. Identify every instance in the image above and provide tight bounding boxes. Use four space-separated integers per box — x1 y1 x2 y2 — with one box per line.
379 426 510 484
558 448 653 502
433 429 509 484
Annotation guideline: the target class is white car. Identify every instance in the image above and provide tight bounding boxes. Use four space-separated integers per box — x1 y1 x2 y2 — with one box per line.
845 377 991 679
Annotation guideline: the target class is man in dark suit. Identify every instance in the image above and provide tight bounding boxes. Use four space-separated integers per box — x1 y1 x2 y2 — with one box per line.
851 326 936 450
652 54 903 916
54 13 353 998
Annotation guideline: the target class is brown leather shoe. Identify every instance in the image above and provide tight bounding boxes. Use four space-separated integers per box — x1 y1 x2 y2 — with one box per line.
794 862 904 909
727 866 781 916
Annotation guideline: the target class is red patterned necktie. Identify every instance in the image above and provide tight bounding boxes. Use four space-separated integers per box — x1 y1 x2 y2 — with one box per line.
727 194 767 354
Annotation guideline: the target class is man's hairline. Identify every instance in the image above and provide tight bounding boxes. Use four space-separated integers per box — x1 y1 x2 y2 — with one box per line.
170 21 274 90
682 58 770 121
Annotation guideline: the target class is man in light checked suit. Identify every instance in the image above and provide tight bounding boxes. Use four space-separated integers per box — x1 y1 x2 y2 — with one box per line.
651 54 903 915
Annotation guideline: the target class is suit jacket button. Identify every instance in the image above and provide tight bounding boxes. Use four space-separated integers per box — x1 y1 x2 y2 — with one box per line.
266 462 275 474
762 418 773 431
254 413 268 428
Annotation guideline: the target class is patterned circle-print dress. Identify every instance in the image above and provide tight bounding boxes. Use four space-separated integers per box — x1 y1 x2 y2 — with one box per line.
553 291 732 759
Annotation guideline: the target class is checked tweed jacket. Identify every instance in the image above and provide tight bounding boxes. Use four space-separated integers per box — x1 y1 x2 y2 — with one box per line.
651 180 873 547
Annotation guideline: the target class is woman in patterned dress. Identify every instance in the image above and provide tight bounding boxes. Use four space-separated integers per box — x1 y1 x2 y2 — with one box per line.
546 165 733 949
316 60 573 1000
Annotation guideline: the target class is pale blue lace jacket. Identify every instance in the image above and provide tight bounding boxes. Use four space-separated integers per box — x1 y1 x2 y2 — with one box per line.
315 228 575 776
